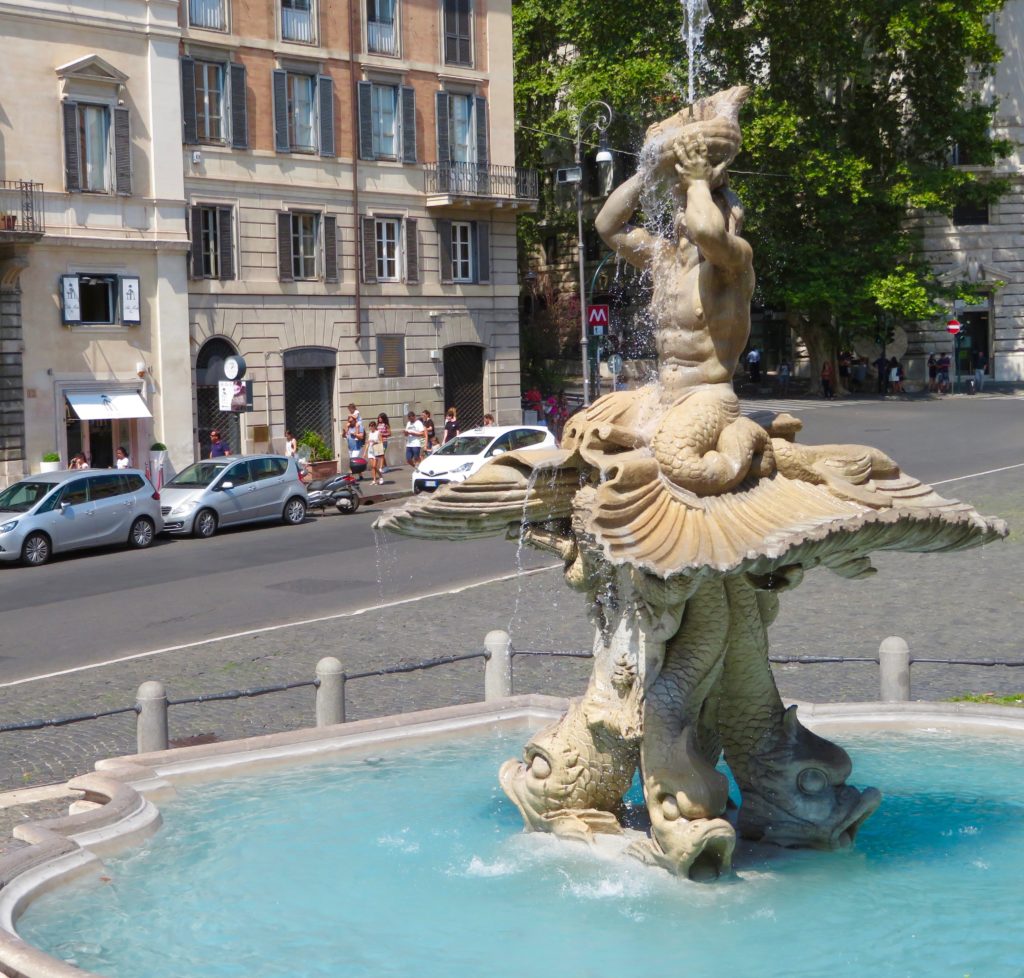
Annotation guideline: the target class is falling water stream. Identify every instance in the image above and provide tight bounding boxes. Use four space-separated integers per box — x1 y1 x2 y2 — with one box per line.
682 0 712 104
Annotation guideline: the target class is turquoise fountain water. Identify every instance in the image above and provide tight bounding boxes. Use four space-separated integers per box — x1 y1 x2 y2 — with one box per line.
17 729 1024 978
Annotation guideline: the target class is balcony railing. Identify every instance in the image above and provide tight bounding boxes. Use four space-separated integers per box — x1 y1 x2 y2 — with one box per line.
424 162 539 201
367 19 397 54
0 181 44 234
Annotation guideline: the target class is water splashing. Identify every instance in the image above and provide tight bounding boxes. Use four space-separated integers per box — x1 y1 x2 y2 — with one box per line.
682 0 712 104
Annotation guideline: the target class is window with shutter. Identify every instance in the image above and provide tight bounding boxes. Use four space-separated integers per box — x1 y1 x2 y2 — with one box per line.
190 205 235 279
181 59 198 144
400 86 416 163
318 74 335 157
376 334 405 377
374 218 400 281
278 212 294 281
272 70 290 152
189 206 204 278
113 106 132 195
475 220 490 284
369 83 398 159
450 221 471 283
217 206 235 280
358 83 375 160
62 101 82 193
443 0 472 66
229 63 248 149
64 103 113 193
323 214 339 282
405 217 418 284
437 219 452 285
291 212 319 279
193 61 226 143
361 217 378 283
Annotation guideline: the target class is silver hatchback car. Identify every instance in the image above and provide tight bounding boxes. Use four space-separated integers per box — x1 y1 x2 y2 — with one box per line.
0 469 162 566
160 455 307 538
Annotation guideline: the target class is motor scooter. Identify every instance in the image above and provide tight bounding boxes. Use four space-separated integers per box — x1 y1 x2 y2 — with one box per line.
306 471 361 514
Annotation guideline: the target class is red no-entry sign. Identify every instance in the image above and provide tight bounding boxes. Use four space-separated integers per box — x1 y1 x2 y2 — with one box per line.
946 318 962 334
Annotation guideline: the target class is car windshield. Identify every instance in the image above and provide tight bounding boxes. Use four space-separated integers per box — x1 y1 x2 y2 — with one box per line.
167 461 230 488
0 480 56 513
431 436 493 457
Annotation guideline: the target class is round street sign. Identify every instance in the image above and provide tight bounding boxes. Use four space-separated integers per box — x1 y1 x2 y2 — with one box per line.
946 318 962 335
608 353 624 376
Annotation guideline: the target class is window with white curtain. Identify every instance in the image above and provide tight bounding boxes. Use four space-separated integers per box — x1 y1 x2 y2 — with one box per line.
189 0 227 30
287 73 315 151
367 0 396 54
370 84 398 158
282 0 315 43
76 104 111 193
449 93 474 164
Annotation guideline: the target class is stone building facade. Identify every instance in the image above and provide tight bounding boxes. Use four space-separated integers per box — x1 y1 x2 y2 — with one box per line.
179 0 535 461
0 0 193 481
912 0 1024 384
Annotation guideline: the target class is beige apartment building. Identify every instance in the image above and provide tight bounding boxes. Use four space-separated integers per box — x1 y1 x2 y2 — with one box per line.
0 0 193 481
180 0 536 459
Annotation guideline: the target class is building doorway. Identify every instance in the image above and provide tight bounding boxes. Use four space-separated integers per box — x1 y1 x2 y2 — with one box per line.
443 345 484 428
196 338 242 458
959 310 990 378
283 347 336 453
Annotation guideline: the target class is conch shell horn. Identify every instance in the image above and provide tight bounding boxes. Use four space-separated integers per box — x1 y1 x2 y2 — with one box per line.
645 84 751 167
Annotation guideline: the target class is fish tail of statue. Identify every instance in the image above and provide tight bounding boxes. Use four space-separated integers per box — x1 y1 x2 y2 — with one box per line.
719 577 881 849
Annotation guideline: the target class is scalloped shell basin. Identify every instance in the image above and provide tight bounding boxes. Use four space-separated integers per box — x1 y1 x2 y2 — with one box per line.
16 730 1024 978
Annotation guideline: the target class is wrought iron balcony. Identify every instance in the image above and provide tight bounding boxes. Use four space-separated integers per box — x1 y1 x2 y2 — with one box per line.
424 162 539 205
0 181 44 236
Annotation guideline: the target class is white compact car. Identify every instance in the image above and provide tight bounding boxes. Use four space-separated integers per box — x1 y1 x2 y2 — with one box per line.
412 425 556 493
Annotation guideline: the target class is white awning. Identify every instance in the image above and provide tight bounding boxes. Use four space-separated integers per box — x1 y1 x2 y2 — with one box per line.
66 391 152 421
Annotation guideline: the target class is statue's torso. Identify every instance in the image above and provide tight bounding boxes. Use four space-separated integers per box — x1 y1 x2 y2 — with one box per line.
651 245 753 394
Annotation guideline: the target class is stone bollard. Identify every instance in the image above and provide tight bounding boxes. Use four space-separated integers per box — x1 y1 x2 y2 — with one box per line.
484 630 513 701
136 680 169 754
316 656 346 726
879 636 911 702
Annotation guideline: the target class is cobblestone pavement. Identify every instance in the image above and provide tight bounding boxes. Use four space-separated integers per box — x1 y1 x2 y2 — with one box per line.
1 469 1020 850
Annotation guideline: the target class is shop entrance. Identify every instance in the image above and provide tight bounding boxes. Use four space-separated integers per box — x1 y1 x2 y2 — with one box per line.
443 345 484 428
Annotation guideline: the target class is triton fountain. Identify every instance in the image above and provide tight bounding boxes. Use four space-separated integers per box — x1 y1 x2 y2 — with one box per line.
376 86 1006 879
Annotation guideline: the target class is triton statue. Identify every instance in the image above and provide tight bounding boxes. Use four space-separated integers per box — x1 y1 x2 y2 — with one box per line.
375 86 1006 880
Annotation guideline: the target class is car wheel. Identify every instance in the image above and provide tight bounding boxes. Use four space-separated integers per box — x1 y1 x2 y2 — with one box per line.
283 497 307 525
335 493 360 515
21 532 51 567
193 509 218 538
128 516 155 549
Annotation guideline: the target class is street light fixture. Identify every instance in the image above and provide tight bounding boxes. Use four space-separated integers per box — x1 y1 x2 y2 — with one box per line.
573 100 614 406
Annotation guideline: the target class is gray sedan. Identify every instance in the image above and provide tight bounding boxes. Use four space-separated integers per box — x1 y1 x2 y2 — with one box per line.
0 469 162 566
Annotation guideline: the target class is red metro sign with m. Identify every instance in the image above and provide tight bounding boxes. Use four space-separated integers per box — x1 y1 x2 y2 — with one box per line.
587 305 610 330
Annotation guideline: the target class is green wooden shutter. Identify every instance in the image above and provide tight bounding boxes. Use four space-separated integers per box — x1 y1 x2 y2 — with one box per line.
273 70 290 152
181 59 198 144
318 74 335 157
229 63 248 149
358 81 374 160
113 107 132 195
438 219 453 285
62 102 81 193
400 86 416 163
278 212 294 281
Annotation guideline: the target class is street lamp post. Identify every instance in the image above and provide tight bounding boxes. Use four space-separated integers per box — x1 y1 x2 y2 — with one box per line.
574 101 613 406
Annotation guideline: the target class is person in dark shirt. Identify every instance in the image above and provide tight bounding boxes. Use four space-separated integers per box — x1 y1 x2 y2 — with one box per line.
443 407 460 444
209 430 230 458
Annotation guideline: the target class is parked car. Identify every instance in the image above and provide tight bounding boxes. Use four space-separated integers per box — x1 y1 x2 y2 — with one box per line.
0 469 162 567
412 426 556 493
160 455 307 537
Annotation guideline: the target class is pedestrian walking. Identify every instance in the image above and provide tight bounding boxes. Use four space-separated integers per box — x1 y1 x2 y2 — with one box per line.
284 429 297 458
873 354 889 395
345 415 365 479
974 349 989 392
367 420 386 484
421 409 437 452
746 347 761 384
404 411 425 467
777 360 791 397
377 413 391 470
927 354 938 393
209 430 230 458
821 359 835 400
443 407 460 444
115 447 130 469
937 353 951 394
888 357 903 395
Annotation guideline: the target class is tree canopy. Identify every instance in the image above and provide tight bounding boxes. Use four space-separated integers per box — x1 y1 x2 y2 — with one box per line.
514 0 1009 357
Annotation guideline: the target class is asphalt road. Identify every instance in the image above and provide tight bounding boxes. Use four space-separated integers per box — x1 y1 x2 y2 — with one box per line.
0 393 1020 686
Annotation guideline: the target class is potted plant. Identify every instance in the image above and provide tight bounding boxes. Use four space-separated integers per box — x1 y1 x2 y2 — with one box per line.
149 441 169 489
298 430 337 478
40 451 61 473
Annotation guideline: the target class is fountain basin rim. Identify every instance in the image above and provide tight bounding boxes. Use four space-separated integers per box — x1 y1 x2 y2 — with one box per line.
2 695 1024 978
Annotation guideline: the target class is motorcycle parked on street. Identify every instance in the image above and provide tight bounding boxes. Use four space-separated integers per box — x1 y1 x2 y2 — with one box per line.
306 471 362 515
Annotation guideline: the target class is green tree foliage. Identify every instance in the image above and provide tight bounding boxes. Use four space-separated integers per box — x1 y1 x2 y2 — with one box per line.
514 0 1008 370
